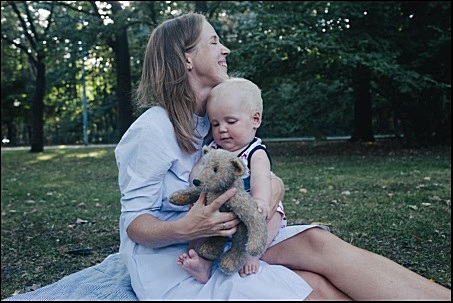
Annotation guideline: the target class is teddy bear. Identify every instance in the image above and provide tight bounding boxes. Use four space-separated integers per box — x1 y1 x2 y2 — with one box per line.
169 146 268 275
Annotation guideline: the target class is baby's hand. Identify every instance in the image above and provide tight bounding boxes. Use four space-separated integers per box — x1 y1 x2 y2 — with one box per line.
254 199 271 221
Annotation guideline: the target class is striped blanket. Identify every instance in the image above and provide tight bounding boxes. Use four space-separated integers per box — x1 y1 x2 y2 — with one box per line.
4 253 137 301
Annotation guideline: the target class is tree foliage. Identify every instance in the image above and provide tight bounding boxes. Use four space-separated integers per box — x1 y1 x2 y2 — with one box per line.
1 1 450 149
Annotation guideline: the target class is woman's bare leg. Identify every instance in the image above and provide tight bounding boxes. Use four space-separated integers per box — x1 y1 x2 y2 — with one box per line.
296 270 351 301
262 228 451 300
269 176 352 300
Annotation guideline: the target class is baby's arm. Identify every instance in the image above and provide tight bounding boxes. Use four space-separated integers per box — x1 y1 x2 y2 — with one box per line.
249 149 273 220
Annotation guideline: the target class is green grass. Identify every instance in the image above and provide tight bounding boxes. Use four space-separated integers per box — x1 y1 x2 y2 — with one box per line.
1 141 451 299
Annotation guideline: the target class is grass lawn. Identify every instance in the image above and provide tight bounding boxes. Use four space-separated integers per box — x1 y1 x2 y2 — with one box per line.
1 140 451 299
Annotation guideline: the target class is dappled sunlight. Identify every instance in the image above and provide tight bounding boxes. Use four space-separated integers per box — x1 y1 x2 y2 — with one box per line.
65 149 111 159
9 147 115 165
36 153 59 162
22 151 67 164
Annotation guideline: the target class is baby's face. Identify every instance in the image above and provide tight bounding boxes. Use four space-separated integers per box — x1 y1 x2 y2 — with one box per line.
207 90 259 153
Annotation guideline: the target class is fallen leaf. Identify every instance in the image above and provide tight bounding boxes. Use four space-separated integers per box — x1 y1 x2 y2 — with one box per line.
24 284 41 292
75 218 88 224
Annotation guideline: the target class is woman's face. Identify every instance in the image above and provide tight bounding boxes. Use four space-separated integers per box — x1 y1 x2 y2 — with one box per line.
188 21 231 88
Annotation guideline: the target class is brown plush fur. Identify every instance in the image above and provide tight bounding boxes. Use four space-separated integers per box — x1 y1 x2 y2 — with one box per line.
169 146 267 275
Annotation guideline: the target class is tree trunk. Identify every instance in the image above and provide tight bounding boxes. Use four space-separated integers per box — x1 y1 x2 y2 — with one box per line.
30 59 45 153
350 64 375 142
111 1 133 142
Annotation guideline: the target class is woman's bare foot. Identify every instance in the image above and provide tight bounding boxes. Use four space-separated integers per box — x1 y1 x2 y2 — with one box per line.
239 255 260 278
177 249 212 284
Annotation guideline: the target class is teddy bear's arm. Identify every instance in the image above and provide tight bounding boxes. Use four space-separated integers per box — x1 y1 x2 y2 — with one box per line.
169 187 202 206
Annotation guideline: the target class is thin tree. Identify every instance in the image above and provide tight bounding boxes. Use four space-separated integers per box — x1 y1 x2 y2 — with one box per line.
2 1 54 152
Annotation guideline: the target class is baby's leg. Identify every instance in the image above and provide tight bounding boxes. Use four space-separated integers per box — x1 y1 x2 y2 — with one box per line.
177 248 212 284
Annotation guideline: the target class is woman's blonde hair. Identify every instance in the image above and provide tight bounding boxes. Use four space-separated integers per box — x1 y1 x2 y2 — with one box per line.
134 13 206 153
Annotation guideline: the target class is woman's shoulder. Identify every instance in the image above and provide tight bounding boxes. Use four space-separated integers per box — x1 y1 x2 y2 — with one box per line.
131 106 173 131
116 106 175 148
139 106 169 121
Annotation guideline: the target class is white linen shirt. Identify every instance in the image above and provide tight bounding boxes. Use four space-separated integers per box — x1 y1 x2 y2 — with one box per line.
115 106 209 248
113 106 319 300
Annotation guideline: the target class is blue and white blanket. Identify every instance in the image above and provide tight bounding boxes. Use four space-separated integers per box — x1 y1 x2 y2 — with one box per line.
4 253 137 301
4 226 328 301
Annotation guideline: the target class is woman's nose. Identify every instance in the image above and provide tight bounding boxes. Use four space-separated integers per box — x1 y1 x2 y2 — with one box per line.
222 44 230 56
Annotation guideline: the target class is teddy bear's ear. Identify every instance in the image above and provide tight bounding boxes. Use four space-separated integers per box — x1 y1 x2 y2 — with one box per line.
231 158 246 176
202 145 210 155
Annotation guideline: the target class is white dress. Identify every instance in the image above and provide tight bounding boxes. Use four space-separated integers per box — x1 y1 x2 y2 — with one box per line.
114 106 326 300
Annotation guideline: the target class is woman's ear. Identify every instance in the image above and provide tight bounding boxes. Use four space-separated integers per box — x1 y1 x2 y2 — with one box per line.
185 54 193 71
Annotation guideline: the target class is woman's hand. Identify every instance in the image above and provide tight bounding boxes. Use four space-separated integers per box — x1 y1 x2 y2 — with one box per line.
127 188 240 248
182 188 241 239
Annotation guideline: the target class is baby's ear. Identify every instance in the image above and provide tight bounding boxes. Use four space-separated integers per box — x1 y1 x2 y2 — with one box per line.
253 111 262 129
202 145 210 155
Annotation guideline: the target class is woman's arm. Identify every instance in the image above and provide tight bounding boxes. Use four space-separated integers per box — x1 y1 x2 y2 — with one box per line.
127 189 241 248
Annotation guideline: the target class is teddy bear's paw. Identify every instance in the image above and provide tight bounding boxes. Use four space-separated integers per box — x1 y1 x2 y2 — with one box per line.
219 253 247 275
197 250 221 261
196 237 225 260
169 194 191 206
246 238 267 257
246 246 265 258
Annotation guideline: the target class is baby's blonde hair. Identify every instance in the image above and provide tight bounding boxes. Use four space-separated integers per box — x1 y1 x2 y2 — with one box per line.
209 77 263 114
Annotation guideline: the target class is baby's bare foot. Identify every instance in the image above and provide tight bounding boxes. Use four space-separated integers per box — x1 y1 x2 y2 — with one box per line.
239 255 260 278
177 249 212 284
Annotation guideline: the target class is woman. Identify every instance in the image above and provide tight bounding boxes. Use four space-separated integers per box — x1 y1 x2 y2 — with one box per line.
114 12 450 300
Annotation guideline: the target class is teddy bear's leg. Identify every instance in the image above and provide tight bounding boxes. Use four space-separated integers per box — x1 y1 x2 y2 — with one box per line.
195 236 227 261
218 222 248 275
227 195 268 257
243 211 268 257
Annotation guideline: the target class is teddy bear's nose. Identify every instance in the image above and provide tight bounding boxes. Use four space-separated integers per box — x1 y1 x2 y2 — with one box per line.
193 179 201 186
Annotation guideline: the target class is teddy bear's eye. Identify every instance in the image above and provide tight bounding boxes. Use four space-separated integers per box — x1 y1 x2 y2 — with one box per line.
213 166 218 173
